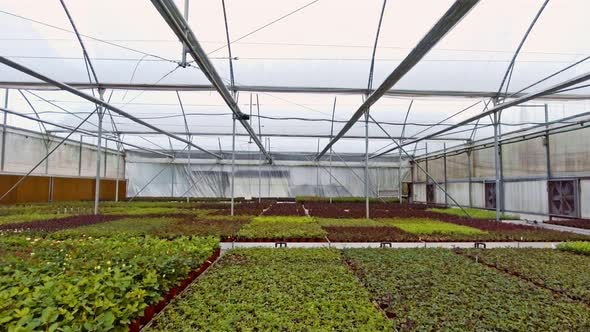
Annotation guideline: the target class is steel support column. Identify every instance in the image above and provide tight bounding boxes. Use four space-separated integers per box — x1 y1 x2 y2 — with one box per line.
115 148 120 202
467 148 473 207
544 103 552 179
329 97 336 203
78 135 83 176
493 112 501 221
365 111 370 219
94 89 105 215
443 143 448 206
230 116 236 216
1 89 8 171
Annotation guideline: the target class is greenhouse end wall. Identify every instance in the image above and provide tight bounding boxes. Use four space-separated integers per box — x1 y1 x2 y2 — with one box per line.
125 153 407 200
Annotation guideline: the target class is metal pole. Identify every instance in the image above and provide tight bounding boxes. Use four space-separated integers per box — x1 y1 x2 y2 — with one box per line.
94 89 105 215
257 95 262 202
467 148 473 207
544 103 551 179
1 88 8 171
187 137 191 202
329 97 336 203
115 147 120 202
230 116 236 216
493 112 501 221
181 0 189 67
316 138 321 197
78 135 83 176
443 143 448 206
365 110 370 219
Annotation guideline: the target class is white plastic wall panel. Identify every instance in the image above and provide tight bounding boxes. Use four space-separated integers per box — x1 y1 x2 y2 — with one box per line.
447 182 470 206
471 182 485 208
4 130 49 174
413 183 426 203
504 180 548 215
2 129 123 179
435 185 446 205
581 180 590 219
48 141 82 176
126 159 399 199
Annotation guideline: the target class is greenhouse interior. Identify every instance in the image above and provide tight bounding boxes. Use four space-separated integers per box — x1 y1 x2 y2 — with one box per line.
1 0 590 330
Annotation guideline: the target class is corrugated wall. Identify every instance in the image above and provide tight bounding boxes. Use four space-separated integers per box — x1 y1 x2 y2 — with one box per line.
0 174 126 204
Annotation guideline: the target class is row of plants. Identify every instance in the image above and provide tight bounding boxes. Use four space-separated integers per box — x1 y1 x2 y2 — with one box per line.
458 248 590 304
296 196 399 203
0 215 122 234
261 202 305 216
146 248 392 331
343 248 590 330
428 207 520 220
52 217 184 239
236 216 327 241
546 218 590 230
557 241 590 255
0 235 219 331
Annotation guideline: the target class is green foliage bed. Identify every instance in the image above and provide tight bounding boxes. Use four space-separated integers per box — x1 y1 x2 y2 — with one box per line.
461 248 590 304
557 241 590 255
382 218 486 235
147 248 392 331
316 217 387 227
237 216 326 240
0 235 218 331
52 217 183 238
428 207 520 220
344 248 590 331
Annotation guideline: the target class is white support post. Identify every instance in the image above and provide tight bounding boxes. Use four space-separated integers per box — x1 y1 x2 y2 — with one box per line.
364 111 370 219
231 116 236 216
78 135 83 176
1 88 8 171
316 138 321 197
398 142 403 203
115 147 120 202
94 89 105 215
493 112 501 221
187 136 191 203
443 143 448 206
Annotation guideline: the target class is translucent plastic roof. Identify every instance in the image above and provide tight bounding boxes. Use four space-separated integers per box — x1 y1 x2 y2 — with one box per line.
0 0 589 156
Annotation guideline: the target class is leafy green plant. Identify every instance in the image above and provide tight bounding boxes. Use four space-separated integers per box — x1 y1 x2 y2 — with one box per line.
0 235 218 331
316 218 387 227
461 248 590 304
237 217 326 240
383 218 486 235
52 217 183 238
557 241 590 255
147 249 392 331
0 213 72 226
428 207 519 220
344 248 590 330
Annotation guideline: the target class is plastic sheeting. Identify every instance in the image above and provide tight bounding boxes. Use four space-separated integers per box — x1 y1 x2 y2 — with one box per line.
126 159 407 199
0 126 123 179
